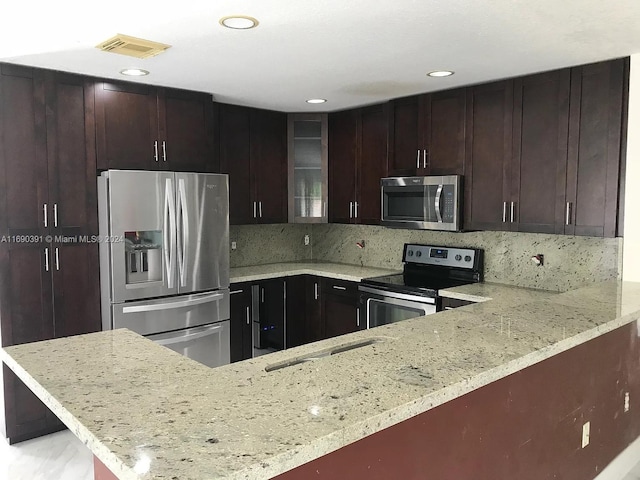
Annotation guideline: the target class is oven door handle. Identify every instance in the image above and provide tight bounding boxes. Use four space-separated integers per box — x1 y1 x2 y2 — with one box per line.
359 286 436 304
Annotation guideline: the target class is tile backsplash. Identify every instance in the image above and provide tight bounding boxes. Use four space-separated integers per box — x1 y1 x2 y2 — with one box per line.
230 223 622 292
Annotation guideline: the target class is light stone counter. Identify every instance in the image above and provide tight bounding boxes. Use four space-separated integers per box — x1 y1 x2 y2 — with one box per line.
230 262 400 284
3 280 640 480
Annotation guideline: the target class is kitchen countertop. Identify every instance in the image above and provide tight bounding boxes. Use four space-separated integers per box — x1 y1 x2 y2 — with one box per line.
3 279 640 480
229 262 400 283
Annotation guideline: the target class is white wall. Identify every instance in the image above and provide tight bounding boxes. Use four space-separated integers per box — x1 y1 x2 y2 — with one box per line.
623 54 640 281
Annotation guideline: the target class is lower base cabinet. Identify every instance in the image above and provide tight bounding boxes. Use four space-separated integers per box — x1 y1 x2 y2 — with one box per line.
231 275 362 362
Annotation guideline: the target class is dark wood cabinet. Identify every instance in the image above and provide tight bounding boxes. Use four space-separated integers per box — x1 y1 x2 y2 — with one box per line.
464 80 514 231
219 104 287 225
285 276 322 348
320 278 361 338
388 90 466 177
95 81 215 172
565 59 626 237
0 65 100 443
328 104 387 225
511 69 571 234
230 283 253 363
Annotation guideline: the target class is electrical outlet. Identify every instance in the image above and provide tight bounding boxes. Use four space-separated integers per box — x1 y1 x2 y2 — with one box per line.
625 392 630 412
231 241 237 251
582 421 590 448
304 235 310 246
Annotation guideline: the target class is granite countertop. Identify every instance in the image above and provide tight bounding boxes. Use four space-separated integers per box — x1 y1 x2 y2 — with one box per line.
229 262 400 283
3 280 640 480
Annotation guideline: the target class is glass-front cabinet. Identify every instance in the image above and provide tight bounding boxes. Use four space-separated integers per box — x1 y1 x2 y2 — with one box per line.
288 113 328 223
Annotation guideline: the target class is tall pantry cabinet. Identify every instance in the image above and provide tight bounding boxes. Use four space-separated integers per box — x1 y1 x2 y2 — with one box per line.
0 65 101 443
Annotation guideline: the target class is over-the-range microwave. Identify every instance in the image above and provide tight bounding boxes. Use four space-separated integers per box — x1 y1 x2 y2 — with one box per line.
381 175 463 231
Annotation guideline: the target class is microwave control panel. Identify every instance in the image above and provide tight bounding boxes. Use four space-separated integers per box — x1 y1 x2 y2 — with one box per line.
442 185 455 223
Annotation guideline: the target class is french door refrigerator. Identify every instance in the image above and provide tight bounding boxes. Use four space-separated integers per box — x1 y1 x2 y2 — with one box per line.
98 170 230 368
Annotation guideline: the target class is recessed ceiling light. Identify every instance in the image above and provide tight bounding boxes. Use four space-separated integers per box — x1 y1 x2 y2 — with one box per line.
219 16 259 30
120 68 149 77
306 99 327 104
427 70 455 77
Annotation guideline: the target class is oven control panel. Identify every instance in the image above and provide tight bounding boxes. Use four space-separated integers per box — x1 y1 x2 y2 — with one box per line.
403 244 479 269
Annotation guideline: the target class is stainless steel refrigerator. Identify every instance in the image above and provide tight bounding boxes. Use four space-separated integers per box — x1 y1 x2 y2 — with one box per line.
98 170 230 368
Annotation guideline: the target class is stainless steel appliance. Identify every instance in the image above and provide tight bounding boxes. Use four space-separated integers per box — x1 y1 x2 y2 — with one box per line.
359 243 483 328
98 170 230 368
381 175 462 231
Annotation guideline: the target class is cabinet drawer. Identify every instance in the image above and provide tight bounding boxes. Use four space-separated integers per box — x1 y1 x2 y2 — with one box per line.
320 278 358 298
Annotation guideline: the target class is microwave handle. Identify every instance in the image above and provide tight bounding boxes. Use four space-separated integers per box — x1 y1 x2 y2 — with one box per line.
434 184 443 223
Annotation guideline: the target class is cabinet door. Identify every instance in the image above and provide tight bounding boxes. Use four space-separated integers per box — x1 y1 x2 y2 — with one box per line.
305 276 323 343
328 110 358 223
251 109 288 223
426 89 466 175
51 243 101 338
285 276 307 348
44 72 98 236
511 70 570 234
464 80 514 231
566 59 626 237
230 284 252 362
321 279 359 339
219 104 253 224
259 279 285 350
388 95 423 176
357 104 388 225
0 64 48 236
95 81 159 170
160 88 216 173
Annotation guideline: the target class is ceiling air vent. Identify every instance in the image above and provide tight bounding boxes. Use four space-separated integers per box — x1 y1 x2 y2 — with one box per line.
96 34 171 59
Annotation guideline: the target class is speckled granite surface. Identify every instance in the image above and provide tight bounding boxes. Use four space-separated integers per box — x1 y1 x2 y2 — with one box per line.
2 280 640 480
230 262 400 284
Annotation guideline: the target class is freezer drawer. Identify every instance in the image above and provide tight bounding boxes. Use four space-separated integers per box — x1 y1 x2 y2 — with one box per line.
147 321 231 368
110 289 230 336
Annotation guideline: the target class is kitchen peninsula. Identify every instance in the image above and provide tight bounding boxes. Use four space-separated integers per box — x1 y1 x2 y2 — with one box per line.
2 279 640 480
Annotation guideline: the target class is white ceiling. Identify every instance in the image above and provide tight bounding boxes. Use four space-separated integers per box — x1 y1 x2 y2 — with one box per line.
2 0 640 112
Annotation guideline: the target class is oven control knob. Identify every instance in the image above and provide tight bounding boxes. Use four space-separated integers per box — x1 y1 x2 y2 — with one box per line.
464 255 472 262
455 254 462 261
416 251 422 257
408 250 414 257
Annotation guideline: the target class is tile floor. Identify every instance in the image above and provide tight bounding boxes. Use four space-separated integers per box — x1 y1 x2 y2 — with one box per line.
1 429 640 479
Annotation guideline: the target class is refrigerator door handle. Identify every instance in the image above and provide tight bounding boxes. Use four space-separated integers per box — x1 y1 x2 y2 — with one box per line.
164 178 177 289
122 292 225 314
177 178 189 287
153 323 223 346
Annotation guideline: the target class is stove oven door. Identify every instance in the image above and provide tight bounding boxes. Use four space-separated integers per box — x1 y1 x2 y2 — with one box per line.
358 286 436 329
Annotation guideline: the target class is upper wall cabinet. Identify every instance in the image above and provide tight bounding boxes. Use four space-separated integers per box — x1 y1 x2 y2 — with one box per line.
219 104 287 225
95 82 216 172
328 104 388 225
388 89 466 177
288 114 328 223
565 59 626 237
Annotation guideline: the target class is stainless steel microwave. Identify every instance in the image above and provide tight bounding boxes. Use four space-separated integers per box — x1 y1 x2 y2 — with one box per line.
381 175 462 231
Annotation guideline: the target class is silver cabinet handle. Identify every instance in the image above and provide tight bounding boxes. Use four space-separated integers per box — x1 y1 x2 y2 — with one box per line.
510 201 516 223
44 248 49 272
349 201 353 219
323 200 327 218
354 201 359 219
53 203 58 227
502 202 507 223
566 202 572 225
416 150 420 169
43 203 48 228
253 201 257 218
261 287 264 303
230 289 244 294
259 201 263 218
356 308 360 327
444 306 454 310
162 141 167 162
332 285 347 291
55 247 60 271
423 149 428 169
246 306 250 325
154 141 159 162
314 282 318 300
